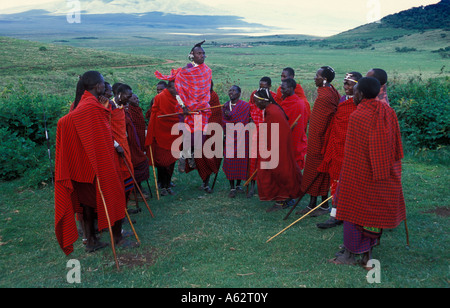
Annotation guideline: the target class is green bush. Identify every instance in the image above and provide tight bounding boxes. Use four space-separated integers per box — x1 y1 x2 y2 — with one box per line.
390 77 450 150
0 84 69 185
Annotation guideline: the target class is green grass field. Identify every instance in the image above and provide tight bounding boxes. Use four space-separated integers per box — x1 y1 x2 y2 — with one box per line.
0 34 448 289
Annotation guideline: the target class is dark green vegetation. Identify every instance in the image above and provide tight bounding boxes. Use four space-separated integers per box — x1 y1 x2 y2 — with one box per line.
0 1 449 288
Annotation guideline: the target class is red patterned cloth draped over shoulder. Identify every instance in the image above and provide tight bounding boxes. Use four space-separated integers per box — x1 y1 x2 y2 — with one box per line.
335 99 405 229
154 63 212 132
300 85 340 196
185 90 224 180
54 91 126 255
279 94 308 170
257 103 302 201
145 88 181 166
318 97 357 181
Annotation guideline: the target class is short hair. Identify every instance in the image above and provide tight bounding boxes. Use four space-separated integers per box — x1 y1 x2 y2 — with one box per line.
370 68 388 86
260 76 272 86
157 81 167 87
345 71 363 82
320 66 335 82
357 77 381 99
282 78 297 90
112 82 123 95
283 67 295 78
231 85 241 93
116 84 132 94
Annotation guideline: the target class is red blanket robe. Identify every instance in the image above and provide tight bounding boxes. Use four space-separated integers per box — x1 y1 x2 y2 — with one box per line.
335 99 406 229
247 90 276 176
155 63 212 132
185 90 223 180
127 104 147 151
279 94 308 170
54 91 126 255
300 85 340 196
257 103 302 201
145 88 180 167
110 106 134 182
318 97 357 181
276 84 311 122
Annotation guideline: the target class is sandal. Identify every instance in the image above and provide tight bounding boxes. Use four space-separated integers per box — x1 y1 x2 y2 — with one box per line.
85 241 109 253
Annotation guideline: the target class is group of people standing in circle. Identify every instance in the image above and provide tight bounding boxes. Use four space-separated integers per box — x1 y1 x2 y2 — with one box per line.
55 40 406 271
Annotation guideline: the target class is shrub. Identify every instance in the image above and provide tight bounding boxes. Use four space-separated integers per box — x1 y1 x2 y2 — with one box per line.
0 84 70 185
390 77 450 150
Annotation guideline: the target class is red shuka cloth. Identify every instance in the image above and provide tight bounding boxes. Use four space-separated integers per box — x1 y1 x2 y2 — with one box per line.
247 90 276 176
154 63 212 132
335 99 405 229
54 91 126 255
145 88 180 166
185 90 223 180
127 104 147 151
317 97 357 181
257 103 302 201
300 85 340 196
279 94 308 170
276 83 311 122
110 106 134 182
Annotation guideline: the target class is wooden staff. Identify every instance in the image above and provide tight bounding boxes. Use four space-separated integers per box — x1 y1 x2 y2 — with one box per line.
96 178 120 270
122 156 155 218
157 111 199 118
148 145 160 200
404 219 410 247
244 113 302 187
283 173 321 220
157 105 223 118
125 207 140 244
267 196 333 243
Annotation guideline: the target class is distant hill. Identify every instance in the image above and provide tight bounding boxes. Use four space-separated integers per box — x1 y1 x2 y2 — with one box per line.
380 0 450 31
0 9 271 37
259 0 450 52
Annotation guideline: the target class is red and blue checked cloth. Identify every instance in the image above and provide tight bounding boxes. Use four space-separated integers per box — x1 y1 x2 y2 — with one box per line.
155 63 212 132
335 99 405 229
222 100 251 180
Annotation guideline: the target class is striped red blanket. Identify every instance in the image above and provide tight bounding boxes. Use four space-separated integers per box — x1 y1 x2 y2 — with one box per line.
335 99 405 229
300 85 340 196
54 91 125 255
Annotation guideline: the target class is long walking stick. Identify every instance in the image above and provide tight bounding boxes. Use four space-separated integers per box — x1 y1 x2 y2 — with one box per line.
157 105 223 118
122 156 155 218
148 145 160 200
125 208 140 244
96 178 120 270
404 219 410 247
267 196 333 243
283 173 321 220
244 113 302 188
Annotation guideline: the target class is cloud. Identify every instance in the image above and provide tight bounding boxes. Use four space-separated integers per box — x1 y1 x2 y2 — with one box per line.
0 0 442 36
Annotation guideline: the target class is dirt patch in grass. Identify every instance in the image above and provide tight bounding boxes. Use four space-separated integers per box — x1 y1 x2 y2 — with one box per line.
423 206 450 218
117 247 160 267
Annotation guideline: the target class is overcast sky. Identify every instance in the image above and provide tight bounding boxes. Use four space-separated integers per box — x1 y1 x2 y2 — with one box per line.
0 0 441 36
